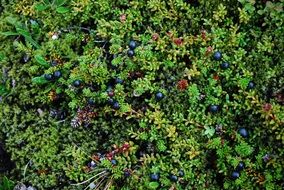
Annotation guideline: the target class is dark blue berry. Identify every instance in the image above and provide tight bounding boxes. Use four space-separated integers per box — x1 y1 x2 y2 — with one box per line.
209 105 219 113
220 62 229 69
169 174 178 182
53 70 62 79
127 49 135 57
247 81 255 89
155 92 164 101
113 101 120 110
115 78 123 84
73 80 81 87
150 173 160 181
21 54 30 63
108 98 115 105
236 162 245 171
44 74 53 81
88 99 95 106
129 40 137 50
238 128 248 138
124 170 131 177
231 171 240 180
50 60 58 66
178 170 185 177
111 159 117 165
213 51 222 61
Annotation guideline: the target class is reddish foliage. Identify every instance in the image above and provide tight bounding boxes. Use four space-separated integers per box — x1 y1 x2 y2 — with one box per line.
263 103 272 112
152 33 159 41
177 79 188 90
174 38 183 46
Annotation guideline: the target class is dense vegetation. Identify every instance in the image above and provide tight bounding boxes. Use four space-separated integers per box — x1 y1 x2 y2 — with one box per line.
0 0 283 189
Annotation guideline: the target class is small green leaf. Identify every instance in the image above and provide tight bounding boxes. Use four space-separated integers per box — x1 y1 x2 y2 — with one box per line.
32 76 48 85
35 3 49 11
16 27 31 37
56 6 69 14
239 78 250 89
55 0 66 6
148 182 159 189
204 126 215 138
34 55 49 67
0 31 19 36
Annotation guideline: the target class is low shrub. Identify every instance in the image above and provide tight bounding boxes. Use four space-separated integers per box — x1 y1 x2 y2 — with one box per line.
0 0 283 189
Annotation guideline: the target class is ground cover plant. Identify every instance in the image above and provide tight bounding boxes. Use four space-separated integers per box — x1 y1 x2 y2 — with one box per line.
0 0 283 189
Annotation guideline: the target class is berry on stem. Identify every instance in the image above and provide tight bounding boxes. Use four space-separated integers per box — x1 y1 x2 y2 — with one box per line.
236 162 245 171
73 80 81 87
113 101 120 110
213 51 222 61
169 174 178 182
44 74 53 81
238 128 248 138
129 40 137 50
150 173 160 181
127 49 135 57
220 62 229 69
53 71 62 79
155 92 164 101
231 171 240 180
209 105 219 113
247 81 255 89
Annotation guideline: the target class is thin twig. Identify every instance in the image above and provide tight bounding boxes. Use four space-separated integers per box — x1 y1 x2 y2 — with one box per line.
23 159 32 181
70 171 107 186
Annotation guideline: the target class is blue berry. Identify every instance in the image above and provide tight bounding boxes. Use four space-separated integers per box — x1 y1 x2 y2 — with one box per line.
213 51 222 61
115 78 123 84
127 49 135 57
111 159 117 165
155 92 164 101
237 162 245 171
220 62 229 69
44 74 53 81
108 98 115 105
53 70 62 79
129 40 137 50
209 105 219 113
124 170 131 177
231 171 240 180
73 80 81 87
247 81 255 89
178 170 185 177
88 99 95 106
150 173 160 181
113 101 120 110
238 128 248 138
169 174 178 182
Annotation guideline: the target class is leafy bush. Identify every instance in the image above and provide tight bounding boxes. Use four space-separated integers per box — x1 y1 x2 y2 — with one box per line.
0 0 283 189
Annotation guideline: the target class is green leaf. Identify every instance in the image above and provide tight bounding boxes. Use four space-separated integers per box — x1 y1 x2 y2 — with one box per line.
16 27 31 37
0 31 19 36
34 3 49 11
56 6 69 14
34 55 49 67
204 126 215 138
32 76 48 85
16 28 40 48
164 60 175 68
0 52 5 61
148 182 160 189
239 78 250 89
55 0 66 6
5 16 19 27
